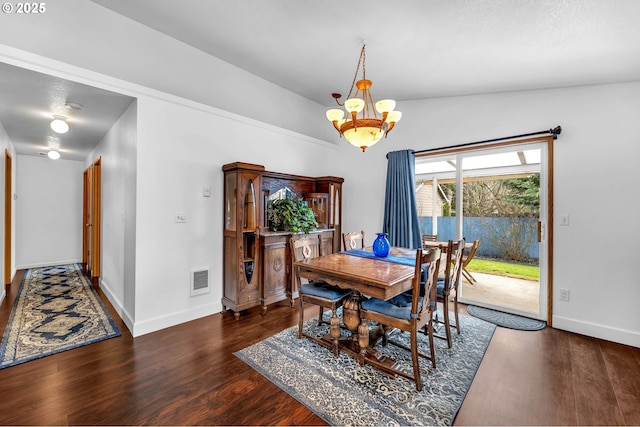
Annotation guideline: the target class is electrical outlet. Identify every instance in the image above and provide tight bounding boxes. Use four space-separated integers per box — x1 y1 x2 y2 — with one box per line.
174 212 187 223
559 288 570 302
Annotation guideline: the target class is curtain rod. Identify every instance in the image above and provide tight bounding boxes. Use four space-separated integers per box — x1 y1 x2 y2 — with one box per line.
411 125 562 156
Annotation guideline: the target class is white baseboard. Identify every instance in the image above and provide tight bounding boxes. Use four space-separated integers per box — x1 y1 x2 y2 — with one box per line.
16 259 82 270
131 302 223 337
99 278 134 334
553 315 640 348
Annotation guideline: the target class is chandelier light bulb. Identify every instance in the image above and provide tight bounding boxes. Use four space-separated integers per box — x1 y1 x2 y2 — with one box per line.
344 98 365 113
326 109 345 122
375 99 396 114
50 115 69 134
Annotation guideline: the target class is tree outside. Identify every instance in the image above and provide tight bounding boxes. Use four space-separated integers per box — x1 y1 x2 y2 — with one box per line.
441 173 539 262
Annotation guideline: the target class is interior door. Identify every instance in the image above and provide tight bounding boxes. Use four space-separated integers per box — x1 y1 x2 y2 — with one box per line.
4 150 12 285
82 157 102 281
92 157 101 279
84 165 93 276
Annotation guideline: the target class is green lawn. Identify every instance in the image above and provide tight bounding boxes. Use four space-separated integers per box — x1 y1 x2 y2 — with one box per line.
467 258 539 280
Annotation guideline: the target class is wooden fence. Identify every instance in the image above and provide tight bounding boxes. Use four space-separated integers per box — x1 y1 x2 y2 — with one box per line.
419 216 539 260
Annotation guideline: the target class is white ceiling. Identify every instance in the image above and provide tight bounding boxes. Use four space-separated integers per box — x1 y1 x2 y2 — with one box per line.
2 0 640 160
91 0 640 104
0 62 135 161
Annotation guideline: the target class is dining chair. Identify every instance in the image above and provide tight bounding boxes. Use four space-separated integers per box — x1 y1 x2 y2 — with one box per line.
290 234 350 356
360 247 441 391
421 234 438 247
342 230 365 251
433 238 465 348
461 239 480 283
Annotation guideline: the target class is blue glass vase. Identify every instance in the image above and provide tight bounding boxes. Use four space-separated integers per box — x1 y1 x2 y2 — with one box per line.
372 232 390 257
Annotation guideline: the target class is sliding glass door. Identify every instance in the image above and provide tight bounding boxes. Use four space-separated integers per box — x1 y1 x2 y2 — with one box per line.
415 142 548 320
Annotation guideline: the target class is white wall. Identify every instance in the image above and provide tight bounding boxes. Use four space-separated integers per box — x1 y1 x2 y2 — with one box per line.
87 101 137 332
0 121 16 304
15 155 84 268
132 95 341 335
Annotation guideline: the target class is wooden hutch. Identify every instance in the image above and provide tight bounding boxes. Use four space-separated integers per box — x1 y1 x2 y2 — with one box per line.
222 162 343 319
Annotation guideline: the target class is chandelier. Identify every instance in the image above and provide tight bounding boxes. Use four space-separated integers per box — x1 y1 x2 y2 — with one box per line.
325 44 402 152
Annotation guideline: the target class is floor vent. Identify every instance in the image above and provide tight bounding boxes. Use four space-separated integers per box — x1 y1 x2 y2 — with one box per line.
190 267 210 296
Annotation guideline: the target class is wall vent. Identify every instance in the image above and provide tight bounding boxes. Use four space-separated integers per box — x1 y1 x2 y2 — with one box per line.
190 267 210 296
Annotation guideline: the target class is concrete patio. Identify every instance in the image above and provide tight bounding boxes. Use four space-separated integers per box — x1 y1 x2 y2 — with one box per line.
458 271 540 315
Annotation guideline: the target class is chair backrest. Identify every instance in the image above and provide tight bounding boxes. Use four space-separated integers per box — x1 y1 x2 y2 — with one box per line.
441 238 465 293
342 230 365 251
290 234 322 287
422 234 438 250
415 247 442 321
290 234 322 263
462 239 480 268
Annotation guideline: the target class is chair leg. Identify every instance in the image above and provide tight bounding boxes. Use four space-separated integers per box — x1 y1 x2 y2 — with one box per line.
443 297 452 348
318 306 324 325
453 295 461 335
298 296 305 340
463 268 476 283
427 320 436 368
410 328 422 392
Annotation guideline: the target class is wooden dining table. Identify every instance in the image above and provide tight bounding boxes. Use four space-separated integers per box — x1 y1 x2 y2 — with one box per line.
293 246 418 375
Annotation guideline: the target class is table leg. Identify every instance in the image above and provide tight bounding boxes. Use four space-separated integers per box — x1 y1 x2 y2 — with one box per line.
358 319 370 366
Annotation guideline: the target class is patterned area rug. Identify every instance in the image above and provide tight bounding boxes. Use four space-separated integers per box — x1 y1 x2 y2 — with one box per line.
0 264 121 369
235 310 496 426
466 305 546 331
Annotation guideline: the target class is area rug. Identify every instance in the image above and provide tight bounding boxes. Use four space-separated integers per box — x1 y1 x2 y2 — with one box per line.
235 310 496 426
0 264 121 369
466 305 546 331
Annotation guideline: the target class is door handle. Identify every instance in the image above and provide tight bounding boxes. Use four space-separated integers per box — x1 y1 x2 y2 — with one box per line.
537 221 543 242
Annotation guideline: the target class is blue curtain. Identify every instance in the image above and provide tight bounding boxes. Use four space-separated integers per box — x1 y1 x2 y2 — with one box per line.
383 150 422 249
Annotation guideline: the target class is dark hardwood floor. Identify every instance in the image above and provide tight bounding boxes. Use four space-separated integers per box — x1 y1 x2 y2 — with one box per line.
1 269 639 426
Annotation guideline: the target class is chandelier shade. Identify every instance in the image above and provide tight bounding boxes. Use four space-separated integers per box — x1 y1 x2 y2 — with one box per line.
326 44 401 152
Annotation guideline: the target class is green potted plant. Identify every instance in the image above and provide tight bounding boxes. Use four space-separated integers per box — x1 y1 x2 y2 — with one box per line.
267 194 318 233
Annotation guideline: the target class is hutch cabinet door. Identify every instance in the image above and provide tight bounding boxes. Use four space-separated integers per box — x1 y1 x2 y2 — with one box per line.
222 163 264 319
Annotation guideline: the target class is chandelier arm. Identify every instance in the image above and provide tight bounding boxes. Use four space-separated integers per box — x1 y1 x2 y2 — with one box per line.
379 112 389 130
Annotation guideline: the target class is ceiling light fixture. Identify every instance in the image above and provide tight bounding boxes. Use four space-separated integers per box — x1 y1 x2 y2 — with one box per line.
47 150 61 160
326 43 402 152
50 115 69 134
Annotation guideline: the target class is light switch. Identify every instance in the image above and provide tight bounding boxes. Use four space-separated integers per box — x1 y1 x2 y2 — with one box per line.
203 186 211 197
559 214 570 226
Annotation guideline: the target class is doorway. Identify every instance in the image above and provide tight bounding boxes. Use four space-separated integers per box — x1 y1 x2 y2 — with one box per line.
416 138 552 321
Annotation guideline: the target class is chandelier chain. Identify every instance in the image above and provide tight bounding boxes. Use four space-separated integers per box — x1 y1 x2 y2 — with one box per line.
345 44 367 101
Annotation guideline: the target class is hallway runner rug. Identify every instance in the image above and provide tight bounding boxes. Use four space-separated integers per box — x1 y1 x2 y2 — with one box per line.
0 264 121 369
235 311 496 426
466 305 546 331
